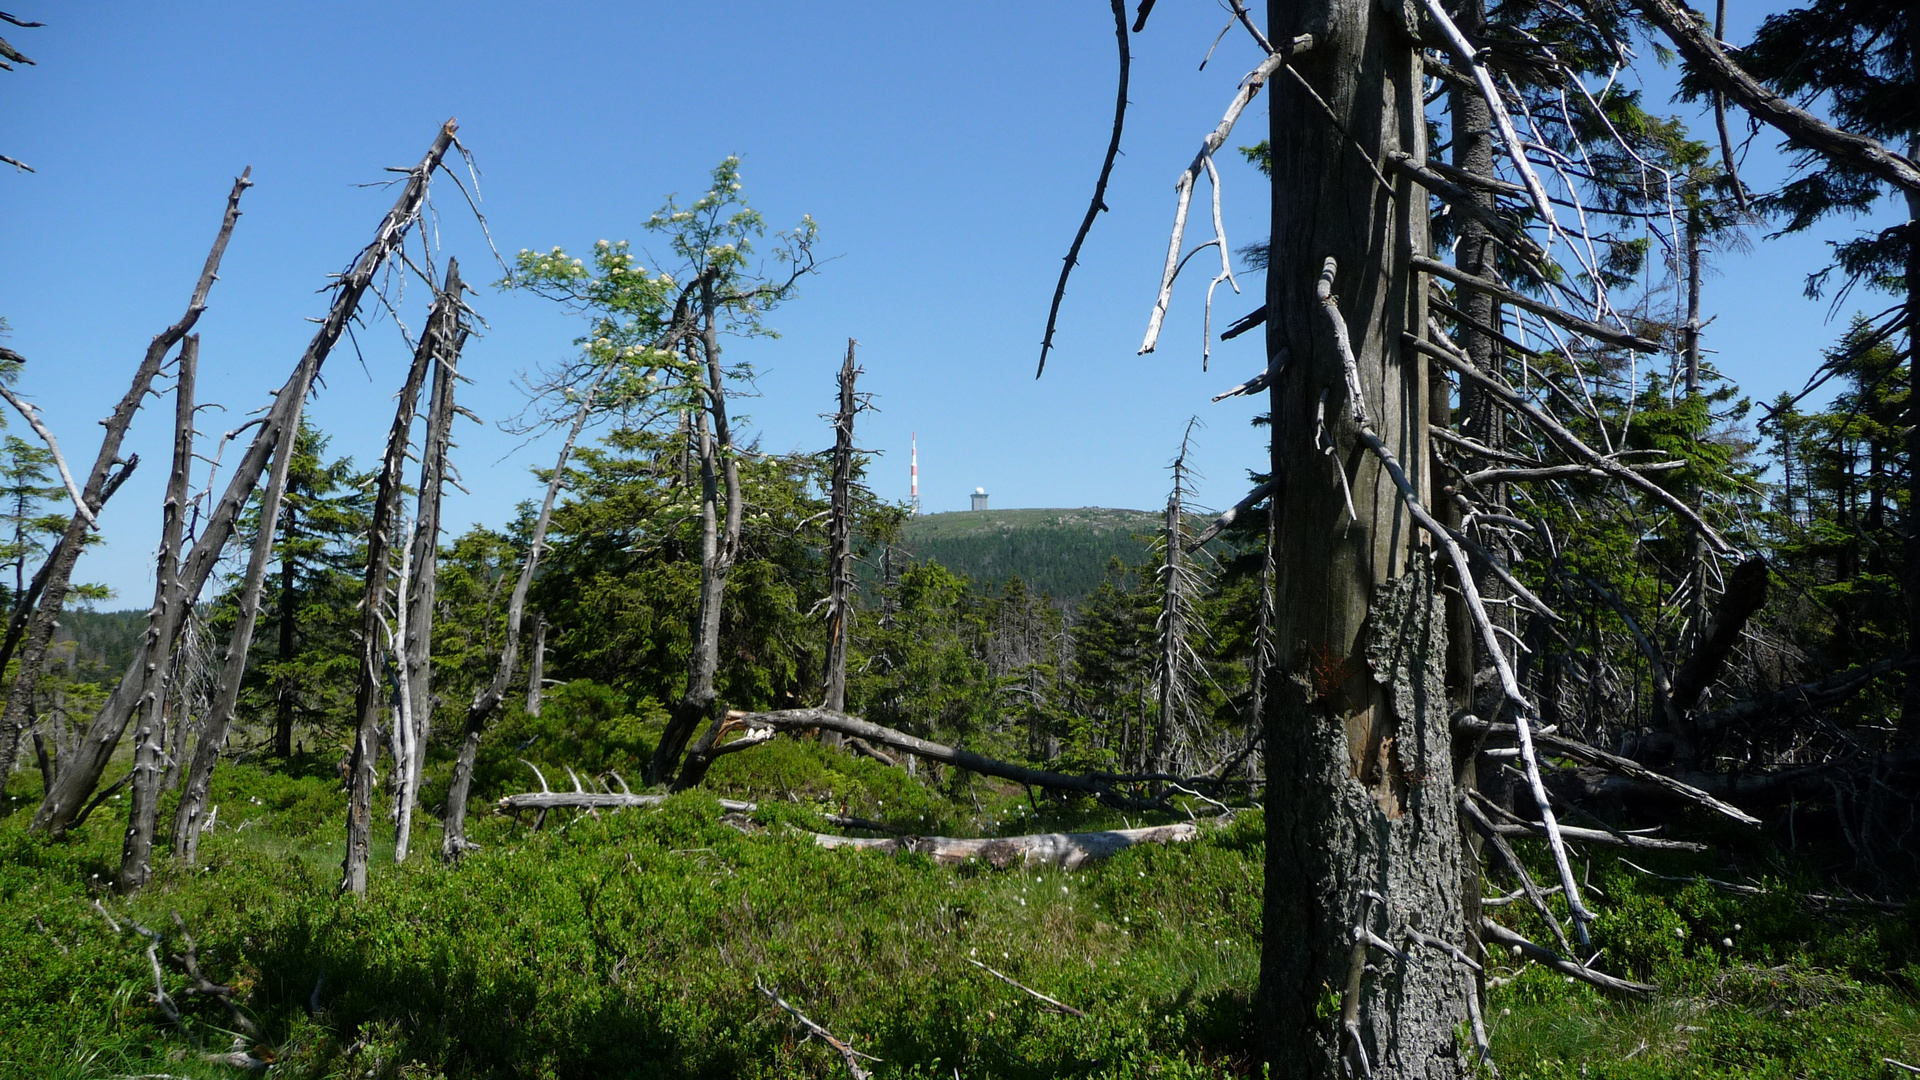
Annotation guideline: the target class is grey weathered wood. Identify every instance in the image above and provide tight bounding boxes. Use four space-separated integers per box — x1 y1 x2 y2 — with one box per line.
1480 918 1656 997
497 790 757 814
821 340 858 746
173 368 307 863
814 821 1197 870
0 168 249 790
36 122 457 837
116 333 198 894
712 707 1160 806
393 276 463 864
1410 255 1662 354
344 258 461 896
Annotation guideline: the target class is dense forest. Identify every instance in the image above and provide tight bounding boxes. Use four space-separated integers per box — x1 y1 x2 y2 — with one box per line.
1 0 1918 1077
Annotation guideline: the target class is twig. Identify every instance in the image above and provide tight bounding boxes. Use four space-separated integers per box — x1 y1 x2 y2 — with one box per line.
1139 34 1315 354
0 385 93 526
1480 918 1655 997
966 957 1089 1017
1405 329 1735 555
756 979 878 1079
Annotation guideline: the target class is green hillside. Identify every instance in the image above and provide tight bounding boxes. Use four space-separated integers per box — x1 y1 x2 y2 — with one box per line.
901 507 1163 600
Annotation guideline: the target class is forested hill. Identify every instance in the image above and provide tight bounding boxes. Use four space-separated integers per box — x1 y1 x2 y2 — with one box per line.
900 507 1165 601
48 607 146 686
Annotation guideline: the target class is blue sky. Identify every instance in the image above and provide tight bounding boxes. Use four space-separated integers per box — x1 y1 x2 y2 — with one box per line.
0 2 1904 603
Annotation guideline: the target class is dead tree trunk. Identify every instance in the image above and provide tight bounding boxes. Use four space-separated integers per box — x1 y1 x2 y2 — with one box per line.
440 369 604 860
820 339 859 745
0 170 250 785
1441 0 1499 1002
1150 439 1190 780
524 616 546 717
116 333 198 894
343 259 462 897
394 341 460 862
172 379 309 863
35 121 457 838
1255 2 1470 1076
662 288 747 791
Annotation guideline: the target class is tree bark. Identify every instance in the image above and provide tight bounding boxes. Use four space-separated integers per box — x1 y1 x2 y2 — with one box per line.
1443 0 1497 998
0 169 249 785
343 259 460 897
272 504 299 758
523 615 546 717
116 333 197 894
1257 0 1470 1076
34 121 456 838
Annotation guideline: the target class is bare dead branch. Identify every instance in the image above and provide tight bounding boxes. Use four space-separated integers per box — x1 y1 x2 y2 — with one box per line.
1036 0 1129 378
965 957 1090 1016
756 980 877 1080
1617 0 1920 195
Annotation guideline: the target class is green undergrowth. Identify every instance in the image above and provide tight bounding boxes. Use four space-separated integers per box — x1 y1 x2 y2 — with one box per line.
6 741 1920 1078
0 741 1260 1079
1486 846 1920 1079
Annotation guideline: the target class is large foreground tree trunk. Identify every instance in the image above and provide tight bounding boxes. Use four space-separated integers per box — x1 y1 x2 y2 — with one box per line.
1256 1 1470 1076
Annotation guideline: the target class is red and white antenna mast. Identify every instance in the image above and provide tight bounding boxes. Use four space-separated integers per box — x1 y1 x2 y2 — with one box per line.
910 432 920 515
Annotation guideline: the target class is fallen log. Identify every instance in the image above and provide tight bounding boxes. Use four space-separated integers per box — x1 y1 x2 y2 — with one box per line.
497 790 757 814
811 822 1197 870
712 708 1165 808
1479 723 1761 826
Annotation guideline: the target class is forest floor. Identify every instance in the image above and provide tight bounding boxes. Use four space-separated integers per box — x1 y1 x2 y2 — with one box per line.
2 736 1918 1078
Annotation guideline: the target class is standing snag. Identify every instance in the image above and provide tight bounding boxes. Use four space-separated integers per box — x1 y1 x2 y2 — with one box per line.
343 259 465 897
34 121 459 838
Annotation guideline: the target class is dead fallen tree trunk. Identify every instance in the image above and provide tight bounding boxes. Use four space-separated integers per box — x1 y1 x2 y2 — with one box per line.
498 790 758 814
709 708 1172 808
1474 721 1761 826
812 822 1197 870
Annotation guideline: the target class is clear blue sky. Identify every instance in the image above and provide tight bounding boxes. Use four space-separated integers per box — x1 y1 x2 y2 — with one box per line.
0 2 1903 603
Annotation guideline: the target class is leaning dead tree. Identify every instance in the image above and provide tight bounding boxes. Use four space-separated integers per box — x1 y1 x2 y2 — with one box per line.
172 357 310 863
33 120 460 838
342 259 466 896
393 304 463 864
117 333 199 894
0 168 250 788
439 359 614 860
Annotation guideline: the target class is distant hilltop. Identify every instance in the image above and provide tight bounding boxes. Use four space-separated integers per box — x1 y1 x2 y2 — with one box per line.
901 507 1169 601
